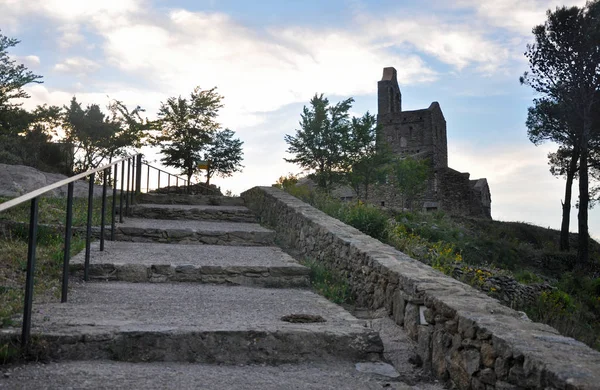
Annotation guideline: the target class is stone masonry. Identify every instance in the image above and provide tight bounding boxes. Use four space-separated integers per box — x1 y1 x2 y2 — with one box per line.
242 186 600 390
372 67 492 219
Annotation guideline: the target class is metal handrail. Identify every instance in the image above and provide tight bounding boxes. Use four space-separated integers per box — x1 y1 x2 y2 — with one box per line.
144 163 189 193
0 155 135 213
0 153 141 349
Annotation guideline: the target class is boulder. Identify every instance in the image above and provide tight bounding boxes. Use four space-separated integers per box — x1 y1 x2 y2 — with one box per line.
0 164 107 198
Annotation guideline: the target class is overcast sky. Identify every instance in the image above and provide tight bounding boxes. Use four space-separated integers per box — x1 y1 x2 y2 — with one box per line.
1 0 598 239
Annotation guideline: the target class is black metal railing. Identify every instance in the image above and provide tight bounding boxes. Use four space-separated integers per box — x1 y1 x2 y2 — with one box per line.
0 154 142 349
0 154 209 349
144 163 188 193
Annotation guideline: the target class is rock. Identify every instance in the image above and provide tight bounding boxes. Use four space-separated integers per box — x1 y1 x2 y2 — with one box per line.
0 163 106 198
354 362 400 378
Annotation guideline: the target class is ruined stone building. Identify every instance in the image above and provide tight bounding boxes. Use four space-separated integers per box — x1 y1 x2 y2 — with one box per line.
372 67 492 219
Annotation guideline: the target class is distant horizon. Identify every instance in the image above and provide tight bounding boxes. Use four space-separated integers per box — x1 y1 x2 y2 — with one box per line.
1 0 597 239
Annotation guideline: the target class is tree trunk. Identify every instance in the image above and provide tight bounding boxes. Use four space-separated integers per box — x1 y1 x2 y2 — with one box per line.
577 113 591 265
560 147 579 251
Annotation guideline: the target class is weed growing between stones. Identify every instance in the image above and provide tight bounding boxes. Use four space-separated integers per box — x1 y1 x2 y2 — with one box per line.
300 258 353 305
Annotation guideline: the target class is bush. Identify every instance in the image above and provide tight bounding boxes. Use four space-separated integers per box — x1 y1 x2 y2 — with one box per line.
340 202 388 241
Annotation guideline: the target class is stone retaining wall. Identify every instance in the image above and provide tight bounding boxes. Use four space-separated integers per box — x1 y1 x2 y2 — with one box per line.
241 186 600 390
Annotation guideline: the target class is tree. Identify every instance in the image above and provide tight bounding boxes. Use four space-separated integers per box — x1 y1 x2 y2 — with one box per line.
154 87 223 183
392 157 430 210
202 128 244 185
521 1 600 263
526 98 580 251
0 30 43 165
63 97 148 173
345 112 391 200
0 30 42 110
284 94 354 190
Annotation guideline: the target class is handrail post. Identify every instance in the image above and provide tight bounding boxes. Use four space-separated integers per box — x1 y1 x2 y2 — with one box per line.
168 174 171 189
125 159 130 217
111 164 118 241
100 168 108 251
21 197 39 348
61 183 74 303
146 165 150 193
157 169 160 189
136 154 142 194
129 157 136 209
119 162 125 223
84 172 95 282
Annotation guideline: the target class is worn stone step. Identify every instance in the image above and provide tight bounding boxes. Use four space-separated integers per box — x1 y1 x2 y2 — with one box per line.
70 242 310 288
0 283 383 364
0 361 416 390
114 218 274 246
130 204 257 223
137 193 245 206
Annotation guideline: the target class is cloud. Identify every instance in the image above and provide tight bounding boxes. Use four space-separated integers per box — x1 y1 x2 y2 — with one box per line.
95 9 437 128
53 57 101 76
57 24 85 49
453 0 588 35
9 54 40 68
360 16 511 72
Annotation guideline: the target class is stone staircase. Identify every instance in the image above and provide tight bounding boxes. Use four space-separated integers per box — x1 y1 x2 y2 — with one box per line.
0 193 442 389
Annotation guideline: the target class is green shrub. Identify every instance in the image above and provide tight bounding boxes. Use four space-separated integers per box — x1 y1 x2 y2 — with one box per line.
514 270 544 285
300 258 352 304
340 202 388 241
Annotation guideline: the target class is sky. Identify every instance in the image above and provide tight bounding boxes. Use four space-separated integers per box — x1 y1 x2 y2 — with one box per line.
1 0 598 239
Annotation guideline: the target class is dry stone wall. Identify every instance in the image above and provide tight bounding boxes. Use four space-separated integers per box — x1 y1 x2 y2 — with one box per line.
242 186 600 390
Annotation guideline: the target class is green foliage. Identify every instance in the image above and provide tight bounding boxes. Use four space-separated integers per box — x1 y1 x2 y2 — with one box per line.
514 270 544 285
345 113 391 200
203 128 244 185
273 173 299 191
0 196 107 227
391 157 430 209
300 258 352 304
521 1 600 262
64 97 147 173
0 30 43 109
154 86 224 183
340 201 389 241
284 94 354 190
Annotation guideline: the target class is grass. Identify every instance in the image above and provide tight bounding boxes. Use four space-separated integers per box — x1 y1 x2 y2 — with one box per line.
299 258 353 304
0 196 94 363
284 185 600 351
0 196 111 227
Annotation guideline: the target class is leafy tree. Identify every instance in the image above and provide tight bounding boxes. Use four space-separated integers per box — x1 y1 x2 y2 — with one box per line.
0 30 43 165
392 156 430 210
154 87 223 183
526 98 580 251
345 112 391 200
273 173 299 191
63 97 148 173
284 94 354 190
202 128 244 185
0 30 42 110
521 1 600 263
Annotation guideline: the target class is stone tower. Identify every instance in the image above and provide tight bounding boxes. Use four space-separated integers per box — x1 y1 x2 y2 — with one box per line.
372 67 491 218
377 67 448 170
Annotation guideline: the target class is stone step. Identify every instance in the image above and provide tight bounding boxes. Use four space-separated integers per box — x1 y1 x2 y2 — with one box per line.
1 283 383 365
114 218 274 246
70 242 310 288
137 193 245 206
0 361 411 390
130 204 257 223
